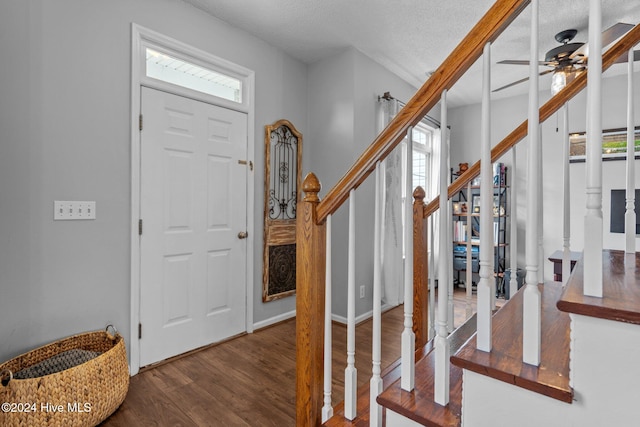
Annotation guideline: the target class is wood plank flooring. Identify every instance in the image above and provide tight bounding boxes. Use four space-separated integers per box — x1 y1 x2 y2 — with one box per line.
100 287 490 426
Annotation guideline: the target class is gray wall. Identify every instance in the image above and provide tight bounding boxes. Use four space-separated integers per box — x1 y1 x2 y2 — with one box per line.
449 70 640 281
0 0 307 362
306 48 420 319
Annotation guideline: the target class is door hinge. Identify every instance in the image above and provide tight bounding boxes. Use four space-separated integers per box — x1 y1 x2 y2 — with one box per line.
139 114 143 131
138 323 142 339
138 219 143 235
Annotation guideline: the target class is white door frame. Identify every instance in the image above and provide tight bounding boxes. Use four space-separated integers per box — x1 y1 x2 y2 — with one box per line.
130 24 255 375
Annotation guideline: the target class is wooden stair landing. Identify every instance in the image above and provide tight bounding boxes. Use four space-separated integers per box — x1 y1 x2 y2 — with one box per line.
374 315 478 427
557 249 640 325
451 281 573 404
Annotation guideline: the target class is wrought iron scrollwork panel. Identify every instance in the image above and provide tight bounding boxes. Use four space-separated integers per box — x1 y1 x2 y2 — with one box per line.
263 119 302 302
268 125 298 220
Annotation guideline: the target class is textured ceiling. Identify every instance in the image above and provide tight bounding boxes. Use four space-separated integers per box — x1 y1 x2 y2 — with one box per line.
184 0 640 107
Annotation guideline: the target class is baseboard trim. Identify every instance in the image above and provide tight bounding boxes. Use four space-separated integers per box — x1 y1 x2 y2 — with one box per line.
253 303 399 329
253 309 296 330
331 303 396 325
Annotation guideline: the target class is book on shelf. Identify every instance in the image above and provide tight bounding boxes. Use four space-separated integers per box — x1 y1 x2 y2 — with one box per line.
453 220 467 242
493 162 506 187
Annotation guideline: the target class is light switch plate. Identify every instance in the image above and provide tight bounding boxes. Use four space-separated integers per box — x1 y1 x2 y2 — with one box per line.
54 201 96 220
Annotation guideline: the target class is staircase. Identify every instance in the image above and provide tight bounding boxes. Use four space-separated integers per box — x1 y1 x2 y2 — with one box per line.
378 249 640 426
295 0 640 425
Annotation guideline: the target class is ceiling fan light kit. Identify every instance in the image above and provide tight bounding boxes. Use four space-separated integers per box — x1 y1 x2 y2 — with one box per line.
495 23 639 94
551 66 578 95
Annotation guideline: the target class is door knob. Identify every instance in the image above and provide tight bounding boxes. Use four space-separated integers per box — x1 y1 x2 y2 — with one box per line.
238 231 248 239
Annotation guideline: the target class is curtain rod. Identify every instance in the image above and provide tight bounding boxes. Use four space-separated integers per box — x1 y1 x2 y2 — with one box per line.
378 91 444 129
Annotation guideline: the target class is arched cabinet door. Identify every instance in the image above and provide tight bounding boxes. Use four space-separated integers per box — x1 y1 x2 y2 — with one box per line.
262 120 302 301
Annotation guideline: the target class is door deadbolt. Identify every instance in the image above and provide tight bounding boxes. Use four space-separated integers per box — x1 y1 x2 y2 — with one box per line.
238 231 248 239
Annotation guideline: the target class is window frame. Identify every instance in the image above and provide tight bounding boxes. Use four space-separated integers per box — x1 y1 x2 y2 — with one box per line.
139 38 252 113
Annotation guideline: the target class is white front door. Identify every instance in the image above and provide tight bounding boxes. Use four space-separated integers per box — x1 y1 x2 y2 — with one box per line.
139 87 248 367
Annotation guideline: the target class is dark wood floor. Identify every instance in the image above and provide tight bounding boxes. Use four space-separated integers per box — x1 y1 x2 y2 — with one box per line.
101 287 496 426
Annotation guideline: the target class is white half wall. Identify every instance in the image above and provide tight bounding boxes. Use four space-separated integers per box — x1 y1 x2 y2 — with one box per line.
461 314 640 427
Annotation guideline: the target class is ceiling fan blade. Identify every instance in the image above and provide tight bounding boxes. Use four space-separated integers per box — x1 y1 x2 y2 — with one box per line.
613 49 640 64
493 69 555 93
602 22 634 46
570 22 634 60
493 76 530 92
498 59 554 66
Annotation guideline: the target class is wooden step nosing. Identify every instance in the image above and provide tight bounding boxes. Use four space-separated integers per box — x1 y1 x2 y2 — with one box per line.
375 315 480 427
376 365 463 427
557 250 640 325
450 354 573 403
556 300 640 325
450 282 573 405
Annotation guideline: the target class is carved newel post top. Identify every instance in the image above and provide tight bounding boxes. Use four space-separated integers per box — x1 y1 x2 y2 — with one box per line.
302 173 321 202
413 186 426 201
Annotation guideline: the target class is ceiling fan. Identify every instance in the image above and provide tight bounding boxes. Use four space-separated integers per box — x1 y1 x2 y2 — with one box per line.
494 22 640 94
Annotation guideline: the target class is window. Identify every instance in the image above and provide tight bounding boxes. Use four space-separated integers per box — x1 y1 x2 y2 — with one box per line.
401 123 433 202
144 47 242 103
411 126 432 194
400 123 434 258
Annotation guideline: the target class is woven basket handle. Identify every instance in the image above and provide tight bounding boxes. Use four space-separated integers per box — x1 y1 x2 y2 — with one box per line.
105 324 118 340
1 369 12 387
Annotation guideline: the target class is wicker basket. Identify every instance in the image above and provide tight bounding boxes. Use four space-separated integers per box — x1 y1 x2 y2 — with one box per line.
0 326 129 427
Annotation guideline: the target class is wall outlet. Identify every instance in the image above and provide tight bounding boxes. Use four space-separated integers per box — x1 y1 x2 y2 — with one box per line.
54 201 96 220
359 285 365 299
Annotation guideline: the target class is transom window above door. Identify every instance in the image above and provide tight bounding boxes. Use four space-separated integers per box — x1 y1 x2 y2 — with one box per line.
143 46 243 105
140 42 247 108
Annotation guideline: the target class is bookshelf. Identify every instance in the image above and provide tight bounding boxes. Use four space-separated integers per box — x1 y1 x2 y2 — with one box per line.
451 164 509 297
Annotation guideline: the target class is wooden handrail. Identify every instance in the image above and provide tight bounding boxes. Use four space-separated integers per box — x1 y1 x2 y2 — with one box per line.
423 23 640 219
315 0 530 224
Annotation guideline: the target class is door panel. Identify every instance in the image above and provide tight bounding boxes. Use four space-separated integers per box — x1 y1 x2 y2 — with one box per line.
140 87 247 366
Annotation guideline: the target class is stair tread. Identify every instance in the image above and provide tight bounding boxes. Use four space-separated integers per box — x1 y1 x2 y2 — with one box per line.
451 281 573 403
557 249 640 325
375 315 478 427
376 353 463 427
323 341 433 427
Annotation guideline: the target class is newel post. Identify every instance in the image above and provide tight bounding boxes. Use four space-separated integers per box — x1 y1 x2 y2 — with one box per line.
413 186 429 348
296 173 327 426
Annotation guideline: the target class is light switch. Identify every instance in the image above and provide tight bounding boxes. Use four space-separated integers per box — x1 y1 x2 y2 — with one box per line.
54 201 96 220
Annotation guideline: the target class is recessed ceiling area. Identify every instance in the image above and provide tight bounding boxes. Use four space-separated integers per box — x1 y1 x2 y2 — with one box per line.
182 0 640 107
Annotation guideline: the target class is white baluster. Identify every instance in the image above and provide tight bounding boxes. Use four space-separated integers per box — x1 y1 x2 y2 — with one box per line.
345 190 357 420
370 163 383 426
401 127 415 392
538 122 545 285
510 147 518 298
448 155 455 333
466 181 473 318
524 0 541 366
562 104 572 285
322 215 333 423
429 214 436 340
583 0 603 297
435 90 450 405
626 49 636 254
477 41 493 352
